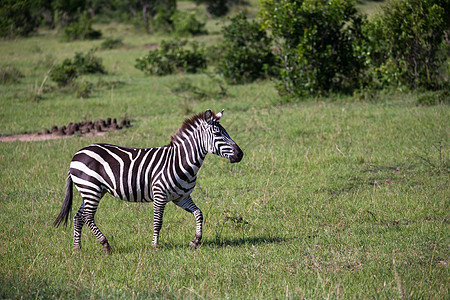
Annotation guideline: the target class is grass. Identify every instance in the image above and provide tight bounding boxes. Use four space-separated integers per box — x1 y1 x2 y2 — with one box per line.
357 0 385 17
0 2 449 298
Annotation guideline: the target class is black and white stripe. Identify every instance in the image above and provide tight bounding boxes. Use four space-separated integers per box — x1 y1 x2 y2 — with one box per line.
54 110 243 252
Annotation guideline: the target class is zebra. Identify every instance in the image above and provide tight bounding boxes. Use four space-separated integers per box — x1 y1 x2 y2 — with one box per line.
54 109 243 252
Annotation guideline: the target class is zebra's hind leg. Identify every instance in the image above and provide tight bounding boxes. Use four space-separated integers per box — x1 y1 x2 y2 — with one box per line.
173 196 203 249
73 206 84 250
80 198 112 254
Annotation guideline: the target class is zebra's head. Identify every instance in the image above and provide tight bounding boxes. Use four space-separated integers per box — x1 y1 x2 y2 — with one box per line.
203 110 243 163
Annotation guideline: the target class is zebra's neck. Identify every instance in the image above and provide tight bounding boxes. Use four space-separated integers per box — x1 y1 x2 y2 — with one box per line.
170 127 208 179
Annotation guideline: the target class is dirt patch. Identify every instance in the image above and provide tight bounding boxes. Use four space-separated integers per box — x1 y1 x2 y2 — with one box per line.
0 118 131 142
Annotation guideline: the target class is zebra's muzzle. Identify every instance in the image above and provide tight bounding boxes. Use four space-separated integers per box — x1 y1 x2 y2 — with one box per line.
229 144 243 163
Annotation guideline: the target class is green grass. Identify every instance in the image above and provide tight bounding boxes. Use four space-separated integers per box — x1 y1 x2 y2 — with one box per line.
0 4 449 298
357 0 385 17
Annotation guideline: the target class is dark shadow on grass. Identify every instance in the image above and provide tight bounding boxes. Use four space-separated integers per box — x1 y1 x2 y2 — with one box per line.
199 233 320 249
111 233 321 252
112 236 288 252
203 236 287 248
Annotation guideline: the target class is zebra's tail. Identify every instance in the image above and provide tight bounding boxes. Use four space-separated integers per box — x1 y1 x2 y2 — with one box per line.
53 173 73 227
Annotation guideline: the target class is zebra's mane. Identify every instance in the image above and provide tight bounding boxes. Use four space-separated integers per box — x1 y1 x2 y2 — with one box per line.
168 111 218 146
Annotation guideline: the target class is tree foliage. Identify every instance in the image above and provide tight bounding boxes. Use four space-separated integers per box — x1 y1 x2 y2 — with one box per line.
364 0 449 90
0 0 40 37
259 0 366 96
62 11 102 41
218 13 277 84
3 0 449 97
258 0 449 96
0 0 177 38
52 0 87 26
171 10 207 36
195 0 229 17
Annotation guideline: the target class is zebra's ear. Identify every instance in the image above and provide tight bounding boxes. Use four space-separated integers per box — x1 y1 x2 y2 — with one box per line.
215 109 224 121
204 110 213 124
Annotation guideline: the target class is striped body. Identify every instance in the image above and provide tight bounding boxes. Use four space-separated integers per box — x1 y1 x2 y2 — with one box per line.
54 110 243 252
70 143 201 203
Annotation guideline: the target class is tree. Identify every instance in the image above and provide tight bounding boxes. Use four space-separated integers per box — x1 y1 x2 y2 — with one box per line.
195 0 246 17
52 0 87 27
0 0 40 37
365 0 449 89
259 0 366 96
218 13 276 84
125 0 176 33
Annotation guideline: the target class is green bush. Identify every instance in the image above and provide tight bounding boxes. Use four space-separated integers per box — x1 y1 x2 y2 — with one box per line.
259 0 366 96
50 59 79 86
0 66 24 84
50 49 105 86
195 0 229 17
217 13 276 84
171 11 207 36
364 0 449 90
100 37 124 50
62 12 102 41
76 81 94 98
72 49 105 74
151 5 177 33
135 40 207 76
204 44 223 66
416 90 450 106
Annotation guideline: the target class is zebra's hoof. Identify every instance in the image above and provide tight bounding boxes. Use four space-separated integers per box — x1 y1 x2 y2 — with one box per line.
189 241 198 249
73 245 81 251
102 242 112 254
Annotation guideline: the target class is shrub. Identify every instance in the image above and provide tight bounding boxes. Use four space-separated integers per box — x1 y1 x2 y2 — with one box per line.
217 13 276 84
76 81 94 98
151 5 177 33
171 11 207 36
72 49 106 74
204 44 223 66
62 12 102 41
196 0 229 17
416 90 450 106
50 59 79 86
0 66 24 84
259 0 366 96
50 49 105 86
364 0 449 90
100 37 124 50
135 40 207 76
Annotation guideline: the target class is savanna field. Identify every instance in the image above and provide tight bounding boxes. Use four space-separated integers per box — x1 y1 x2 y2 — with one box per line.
0 1 449 299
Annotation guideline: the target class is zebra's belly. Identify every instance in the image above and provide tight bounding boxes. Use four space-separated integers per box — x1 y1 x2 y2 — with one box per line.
105 178 196 203
157 176 197 202
95 174 152 203
165 187 195 202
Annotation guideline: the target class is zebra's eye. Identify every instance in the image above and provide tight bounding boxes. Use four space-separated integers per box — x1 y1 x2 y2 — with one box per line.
212 124 220 133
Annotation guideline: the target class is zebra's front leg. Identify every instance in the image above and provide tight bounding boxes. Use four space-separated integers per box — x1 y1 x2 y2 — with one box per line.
152 200 166 247
190 208 203 248
173 196 203 248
